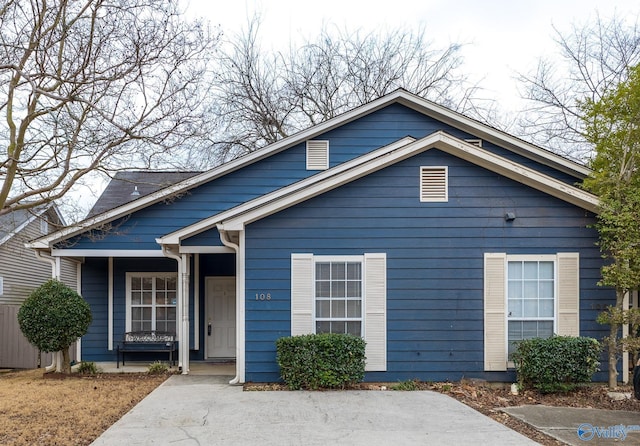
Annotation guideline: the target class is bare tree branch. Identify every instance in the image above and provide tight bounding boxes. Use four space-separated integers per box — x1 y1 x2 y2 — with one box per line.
0 0 220 216
517 13 640 162
203 15 488 164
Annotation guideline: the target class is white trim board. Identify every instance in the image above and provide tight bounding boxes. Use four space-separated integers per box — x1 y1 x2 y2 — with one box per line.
51 249 165 257
27 90 590 250
159 132 599 244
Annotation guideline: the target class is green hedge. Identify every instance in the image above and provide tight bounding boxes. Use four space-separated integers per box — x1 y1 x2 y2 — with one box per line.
512 335 601 393
275 333 366 390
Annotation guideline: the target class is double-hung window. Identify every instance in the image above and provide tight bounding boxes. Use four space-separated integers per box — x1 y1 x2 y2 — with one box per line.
507 258 555 357
291 253 387 371
483 252 579 372
315 260 363 336
127 273 177 334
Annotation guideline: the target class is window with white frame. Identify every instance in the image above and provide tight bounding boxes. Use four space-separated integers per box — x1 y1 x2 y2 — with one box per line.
127 273 177 334
507 258 555 357
315 259 363 336
484 252 579 372
291 253 387 371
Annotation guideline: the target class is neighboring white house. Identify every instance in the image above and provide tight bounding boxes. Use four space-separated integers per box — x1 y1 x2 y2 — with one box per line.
0 204 79 369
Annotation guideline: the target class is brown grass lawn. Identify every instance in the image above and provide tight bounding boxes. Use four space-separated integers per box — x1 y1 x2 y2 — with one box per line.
0 369 168 446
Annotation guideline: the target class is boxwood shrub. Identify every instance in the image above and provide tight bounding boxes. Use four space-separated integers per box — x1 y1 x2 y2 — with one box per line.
512 335 601 393
275 333 366 390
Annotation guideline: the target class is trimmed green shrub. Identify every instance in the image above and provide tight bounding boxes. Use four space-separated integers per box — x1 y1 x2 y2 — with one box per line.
18 279 92 374
276 333 366 390
512 335 601 393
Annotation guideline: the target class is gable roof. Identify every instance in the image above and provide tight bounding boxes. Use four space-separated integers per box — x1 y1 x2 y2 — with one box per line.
88 171 202 217
28 89 594 250
157 132 599 245
0 204 64 246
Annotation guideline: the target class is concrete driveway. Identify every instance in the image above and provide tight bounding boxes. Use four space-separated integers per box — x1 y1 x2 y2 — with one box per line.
91 375 538 446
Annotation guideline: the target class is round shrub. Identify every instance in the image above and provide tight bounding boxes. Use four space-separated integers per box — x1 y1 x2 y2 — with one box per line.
18 279 92 373
512 335 600 393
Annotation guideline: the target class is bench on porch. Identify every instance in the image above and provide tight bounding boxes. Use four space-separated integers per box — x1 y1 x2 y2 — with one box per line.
117 331 177 368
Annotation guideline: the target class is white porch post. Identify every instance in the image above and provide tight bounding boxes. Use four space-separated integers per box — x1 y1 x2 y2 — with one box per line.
181 253 190 375
623 291 630 384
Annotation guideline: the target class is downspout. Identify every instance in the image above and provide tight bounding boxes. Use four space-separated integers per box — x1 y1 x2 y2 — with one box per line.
34 250 60 372
161 245 186 373
218 227 243 385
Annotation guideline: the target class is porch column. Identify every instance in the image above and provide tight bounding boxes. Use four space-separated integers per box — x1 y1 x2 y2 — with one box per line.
181 253 190 375
161 245 189 374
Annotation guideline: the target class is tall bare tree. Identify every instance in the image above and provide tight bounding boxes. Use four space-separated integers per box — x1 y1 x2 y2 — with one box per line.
517 14 640 162
207 16 482 163
0 0 219 216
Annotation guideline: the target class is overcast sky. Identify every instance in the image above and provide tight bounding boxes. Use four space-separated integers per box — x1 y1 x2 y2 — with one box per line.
186 0 639 112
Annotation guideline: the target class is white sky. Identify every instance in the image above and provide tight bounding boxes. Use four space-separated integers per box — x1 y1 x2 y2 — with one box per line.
72 1 640 218
185 0 639 113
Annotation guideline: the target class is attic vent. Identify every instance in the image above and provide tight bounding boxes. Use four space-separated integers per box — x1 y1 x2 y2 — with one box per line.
465 138 482 148
420 166 448 202
306 140 329 170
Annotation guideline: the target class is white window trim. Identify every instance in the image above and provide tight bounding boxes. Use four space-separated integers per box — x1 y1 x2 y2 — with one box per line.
312 255 365 337
125 272 178 337
505 255 557 365
0 276 3 296
419 166 448 202
484 252 580 372
291 253 387 371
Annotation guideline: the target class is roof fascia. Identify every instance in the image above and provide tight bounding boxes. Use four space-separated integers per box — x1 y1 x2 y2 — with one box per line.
157 136 418 244
31 89 590 248
160 132 599 244
394 92 591 178
1 204 52 246
219 132 599 230
28 93 405 249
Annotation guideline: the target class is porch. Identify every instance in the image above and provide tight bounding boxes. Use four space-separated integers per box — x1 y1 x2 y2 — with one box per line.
89 361 236 376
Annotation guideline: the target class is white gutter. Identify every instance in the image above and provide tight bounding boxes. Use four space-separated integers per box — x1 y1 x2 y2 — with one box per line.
218 227 245 385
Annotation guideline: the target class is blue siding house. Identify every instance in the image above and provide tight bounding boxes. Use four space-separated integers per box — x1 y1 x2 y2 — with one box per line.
29 90 623 384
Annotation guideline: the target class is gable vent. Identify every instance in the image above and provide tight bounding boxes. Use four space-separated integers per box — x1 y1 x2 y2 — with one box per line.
306 140 329 170
420 166 448 202
465 138 482 148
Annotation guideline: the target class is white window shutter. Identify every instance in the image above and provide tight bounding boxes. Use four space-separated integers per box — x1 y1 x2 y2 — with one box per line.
484 253 507 371
364 253 387 371
291 254 314 335
306 140 329 170
556 253 580 336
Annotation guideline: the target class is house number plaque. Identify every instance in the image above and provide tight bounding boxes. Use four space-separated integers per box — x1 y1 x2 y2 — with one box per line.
255 293 272 301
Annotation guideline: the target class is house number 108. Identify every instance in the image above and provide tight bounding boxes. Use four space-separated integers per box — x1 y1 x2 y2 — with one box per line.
255 293 271 301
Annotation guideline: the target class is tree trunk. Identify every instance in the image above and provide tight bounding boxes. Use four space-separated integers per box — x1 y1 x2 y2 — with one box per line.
60 348 71 374
608 322 619 389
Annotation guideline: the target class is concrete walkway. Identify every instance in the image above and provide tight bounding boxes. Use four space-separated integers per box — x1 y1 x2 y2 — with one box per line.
503 405 640 446
91 374 538 446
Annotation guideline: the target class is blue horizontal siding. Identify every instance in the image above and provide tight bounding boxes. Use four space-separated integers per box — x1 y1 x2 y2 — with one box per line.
62 103 582 251
244 148 613 383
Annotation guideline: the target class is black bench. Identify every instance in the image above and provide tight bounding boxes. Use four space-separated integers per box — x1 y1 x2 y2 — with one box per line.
117 331 176 368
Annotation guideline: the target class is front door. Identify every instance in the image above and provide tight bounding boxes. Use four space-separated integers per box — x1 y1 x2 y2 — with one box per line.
205 277 236 359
